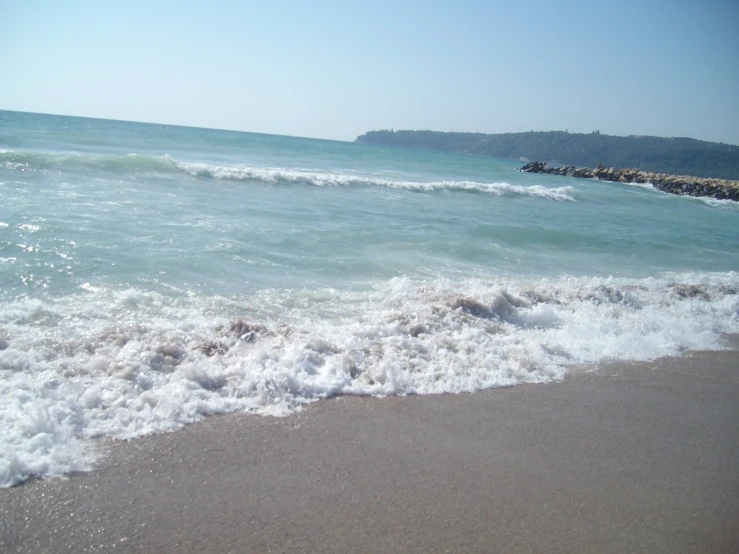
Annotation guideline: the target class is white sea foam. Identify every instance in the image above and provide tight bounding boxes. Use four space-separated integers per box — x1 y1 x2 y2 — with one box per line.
622 181 657 191
17 223 41 233
1 149 576 200
1 272 737 486
174 160 577 199
694 196 739 210
622 180 739 209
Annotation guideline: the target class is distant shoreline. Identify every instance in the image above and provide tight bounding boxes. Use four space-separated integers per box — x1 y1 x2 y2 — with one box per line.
356 129 739 181
520 161 739 201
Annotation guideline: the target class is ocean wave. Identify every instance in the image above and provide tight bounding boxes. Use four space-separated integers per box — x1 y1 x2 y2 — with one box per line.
622 180 739 209
0 149 178 174
173 160 577 199
694 196 739 210
622 181 657 192
0 149 576 200
1 271 737 486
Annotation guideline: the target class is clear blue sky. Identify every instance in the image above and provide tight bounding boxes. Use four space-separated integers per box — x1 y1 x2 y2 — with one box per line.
2 0 738 144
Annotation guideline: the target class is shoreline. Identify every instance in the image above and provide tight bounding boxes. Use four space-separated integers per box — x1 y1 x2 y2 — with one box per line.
2 345 739 553
520 161 739 201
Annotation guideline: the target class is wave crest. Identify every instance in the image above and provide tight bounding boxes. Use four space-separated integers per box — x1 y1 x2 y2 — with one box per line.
0 149 576 200
1 271 738 485
174 160 576 199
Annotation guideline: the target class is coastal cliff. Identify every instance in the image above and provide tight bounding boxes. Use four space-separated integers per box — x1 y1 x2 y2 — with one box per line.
520 161 739 201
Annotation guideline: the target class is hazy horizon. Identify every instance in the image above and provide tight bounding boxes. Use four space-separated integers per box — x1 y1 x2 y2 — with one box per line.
5 108 739 148
2 1 738 145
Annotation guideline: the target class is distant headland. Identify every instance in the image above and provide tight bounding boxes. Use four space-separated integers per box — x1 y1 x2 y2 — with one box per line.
355 130 739 181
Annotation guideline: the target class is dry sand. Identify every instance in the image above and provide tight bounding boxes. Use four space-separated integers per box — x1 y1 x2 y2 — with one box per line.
2 347 738 553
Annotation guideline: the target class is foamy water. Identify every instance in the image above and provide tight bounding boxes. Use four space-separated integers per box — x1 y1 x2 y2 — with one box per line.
1 110 738 486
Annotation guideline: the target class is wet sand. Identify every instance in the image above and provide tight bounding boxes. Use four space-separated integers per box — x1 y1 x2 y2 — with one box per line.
2 347 738 553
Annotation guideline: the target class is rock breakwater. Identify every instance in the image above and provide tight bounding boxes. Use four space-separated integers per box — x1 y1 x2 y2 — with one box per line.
520 161 739 201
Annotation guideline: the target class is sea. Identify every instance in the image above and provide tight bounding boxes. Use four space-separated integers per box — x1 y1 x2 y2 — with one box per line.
1 110 738 487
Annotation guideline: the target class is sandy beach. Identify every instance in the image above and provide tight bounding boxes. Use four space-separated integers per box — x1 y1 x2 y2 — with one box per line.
2 345 738 553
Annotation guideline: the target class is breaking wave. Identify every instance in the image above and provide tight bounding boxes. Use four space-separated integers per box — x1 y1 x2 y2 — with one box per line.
1 271 737 486
622 180 739 209
174 160 577 199
0 150 577 200
0 150 176 174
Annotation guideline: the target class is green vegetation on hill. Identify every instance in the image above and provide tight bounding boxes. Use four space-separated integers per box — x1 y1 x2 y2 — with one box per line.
355 130 739 180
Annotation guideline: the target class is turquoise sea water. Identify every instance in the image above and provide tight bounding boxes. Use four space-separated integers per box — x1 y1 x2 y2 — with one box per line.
1 110 738 486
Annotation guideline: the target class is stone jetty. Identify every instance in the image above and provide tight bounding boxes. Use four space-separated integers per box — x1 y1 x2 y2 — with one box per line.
520 161 739 201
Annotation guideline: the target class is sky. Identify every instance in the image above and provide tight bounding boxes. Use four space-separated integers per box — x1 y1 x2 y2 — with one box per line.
1 0 738 144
